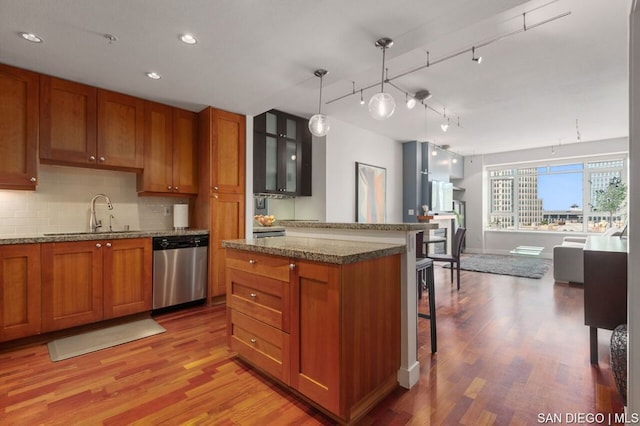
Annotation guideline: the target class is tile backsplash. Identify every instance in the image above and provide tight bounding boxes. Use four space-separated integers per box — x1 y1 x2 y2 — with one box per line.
0 165 189 236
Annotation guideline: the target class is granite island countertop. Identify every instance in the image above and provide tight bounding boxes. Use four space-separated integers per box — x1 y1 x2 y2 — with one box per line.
0 229 209 245
222 236 405 265
278 221 437 231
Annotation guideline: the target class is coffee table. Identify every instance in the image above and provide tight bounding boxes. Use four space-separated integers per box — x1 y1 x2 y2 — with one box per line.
509 245 544 256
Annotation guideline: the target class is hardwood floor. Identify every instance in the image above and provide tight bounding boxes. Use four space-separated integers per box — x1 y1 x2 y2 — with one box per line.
0 261 624 425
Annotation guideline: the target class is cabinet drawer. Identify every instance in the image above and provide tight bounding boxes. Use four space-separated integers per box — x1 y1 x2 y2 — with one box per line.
226 249 290 281
227 268 290 332
228 310 290 385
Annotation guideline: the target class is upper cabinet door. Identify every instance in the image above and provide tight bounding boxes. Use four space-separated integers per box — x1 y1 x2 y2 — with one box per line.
0 63 39 190
97 89 144 169
212 109 245 194
253 109 311 196
139 101 174 193
40 76 97 166
172 108 198 194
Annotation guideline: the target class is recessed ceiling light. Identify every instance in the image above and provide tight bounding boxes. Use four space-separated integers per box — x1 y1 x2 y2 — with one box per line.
146 72 162 80
19 32 43 43
180 34 198 45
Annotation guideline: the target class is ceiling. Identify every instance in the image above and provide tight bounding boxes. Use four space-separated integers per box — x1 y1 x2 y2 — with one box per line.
0 0 630 155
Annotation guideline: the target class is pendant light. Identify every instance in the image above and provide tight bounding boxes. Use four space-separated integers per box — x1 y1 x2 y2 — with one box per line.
368 38 396 120
308 69 330 137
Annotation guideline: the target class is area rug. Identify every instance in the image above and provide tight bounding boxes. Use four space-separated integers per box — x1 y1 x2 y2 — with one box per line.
47 318 166 362
442 254 551 279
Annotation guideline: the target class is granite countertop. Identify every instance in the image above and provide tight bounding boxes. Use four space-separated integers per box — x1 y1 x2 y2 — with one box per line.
0 229 209 245
278 221 437 231
222 236 405 265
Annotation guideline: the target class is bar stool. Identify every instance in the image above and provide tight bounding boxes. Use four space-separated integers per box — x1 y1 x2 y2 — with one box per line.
416 257 436 353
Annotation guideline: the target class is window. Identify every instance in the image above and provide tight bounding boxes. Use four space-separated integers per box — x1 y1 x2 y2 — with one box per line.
487 156 627 233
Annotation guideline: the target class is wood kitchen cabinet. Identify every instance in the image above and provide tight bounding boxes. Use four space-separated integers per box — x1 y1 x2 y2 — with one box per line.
103 238 152 319
40 78 144 170
194 107 246 302
0 63 39 190
0 244 41 342
40 75 98 166
253 109 311 196
137 102 198 195
97 89 144 169
225 249 401 423
42 238 151 332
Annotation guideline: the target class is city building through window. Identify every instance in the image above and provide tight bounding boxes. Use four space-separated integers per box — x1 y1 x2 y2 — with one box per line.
487 156 627 233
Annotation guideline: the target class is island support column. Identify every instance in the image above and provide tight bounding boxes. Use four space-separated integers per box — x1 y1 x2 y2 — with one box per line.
397 231 420 388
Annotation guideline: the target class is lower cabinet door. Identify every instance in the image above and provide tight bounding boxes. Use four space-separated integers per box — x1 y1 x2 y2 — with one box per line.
103 238 152 319
0 244 41 341
41 241 103 332
290 260 341 415
228 309 290 385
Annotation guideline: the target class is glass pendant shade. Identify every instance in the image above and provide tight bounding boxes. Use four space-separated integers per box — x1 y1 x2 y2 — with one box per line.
308 113 330 137
368 92 396 120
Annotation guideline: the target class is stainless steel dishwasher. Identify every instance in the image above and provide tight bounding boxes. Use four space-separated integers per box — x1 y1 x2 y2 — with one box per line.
152 234 208 310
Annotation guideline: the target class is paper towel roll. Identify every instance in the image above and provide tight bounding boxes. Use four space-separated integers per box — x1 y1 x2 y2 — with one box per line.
173 204 189 230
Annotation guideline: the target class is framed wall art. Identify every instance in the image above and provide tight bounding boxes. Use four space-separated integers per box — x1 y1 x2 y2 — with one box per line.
355 162 387 223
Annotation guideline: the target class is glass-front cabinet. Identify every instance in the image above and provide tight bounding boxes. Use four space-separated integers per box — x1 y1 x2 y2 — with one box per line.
254 109 312 196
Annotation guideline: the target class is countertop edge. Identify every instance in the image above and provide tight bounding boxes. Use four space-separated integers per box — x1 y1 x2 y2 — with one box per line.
0 229 210 245
278 221 437 231
222 237 406 265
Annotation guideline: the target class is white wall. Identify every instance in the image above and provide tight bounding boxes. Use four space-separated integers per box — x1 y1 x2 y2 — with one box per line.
293 134 327 221
0 165 186 236
458 137 628 255
323 118 403 223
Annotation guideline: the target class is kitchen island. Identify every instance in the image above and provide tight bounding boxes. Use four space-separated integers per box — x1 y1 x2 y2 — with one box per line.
222 236 405 424
279 221 437 390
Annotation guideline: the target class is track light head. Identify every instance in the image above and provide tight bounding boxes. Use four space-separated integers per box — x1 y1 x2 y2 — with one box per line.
406 94 416 110
414 90 432 101
472 46 482 64
440 121 449 132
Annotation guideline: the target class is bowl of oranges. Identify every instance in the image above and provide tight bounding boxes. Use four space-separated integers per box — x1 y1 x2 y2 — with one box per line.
254 214 276 227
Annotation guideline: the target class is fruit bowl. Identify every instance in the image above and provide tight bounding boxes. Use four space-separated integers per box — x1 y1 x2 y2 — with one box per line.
255 214 276 227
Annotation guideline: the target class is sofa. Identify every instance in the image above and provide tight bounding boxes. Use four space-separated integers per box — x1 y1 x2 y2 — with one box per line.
553 236 587 284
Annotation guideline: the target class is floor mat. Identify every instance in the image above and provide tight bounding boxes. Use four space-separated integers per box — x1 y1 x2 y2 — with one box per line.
47 318 166 362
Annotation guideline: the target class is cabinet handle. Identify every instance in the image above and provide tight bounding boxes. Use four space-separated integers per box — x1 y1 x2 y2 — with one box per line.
248 259 256 264
250 293 257 298
96 243 101 248
167 185 172 190
99 157 105 162
106 242 112 248
250 338 257 344
89 155 96 161
289 263 296 270
174 186 179 191
214 195 218 199
213 186 219 191
30 177 36 182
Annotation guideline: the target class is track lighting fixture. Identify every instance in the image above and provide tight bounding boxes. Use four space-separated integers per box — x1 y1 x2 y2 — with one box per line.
308 69 330 137
359 89 365 105
472 46 482 63
368 37 396 120
440 110 450 132
326 7 570 119
406 93 416 110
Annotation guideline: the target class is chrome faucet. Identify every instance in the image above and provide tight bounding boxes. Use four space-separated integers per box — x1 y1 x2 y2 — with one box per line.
90 194 114 232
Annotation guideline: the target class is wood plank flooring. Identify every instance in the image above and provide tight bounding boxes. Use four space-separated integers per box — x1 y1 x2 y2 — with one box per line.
0 261 625 425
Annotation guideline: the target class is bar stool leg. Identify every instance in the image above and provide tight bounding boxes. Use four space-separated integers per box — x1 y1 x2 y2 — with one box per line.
417 262 437 353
